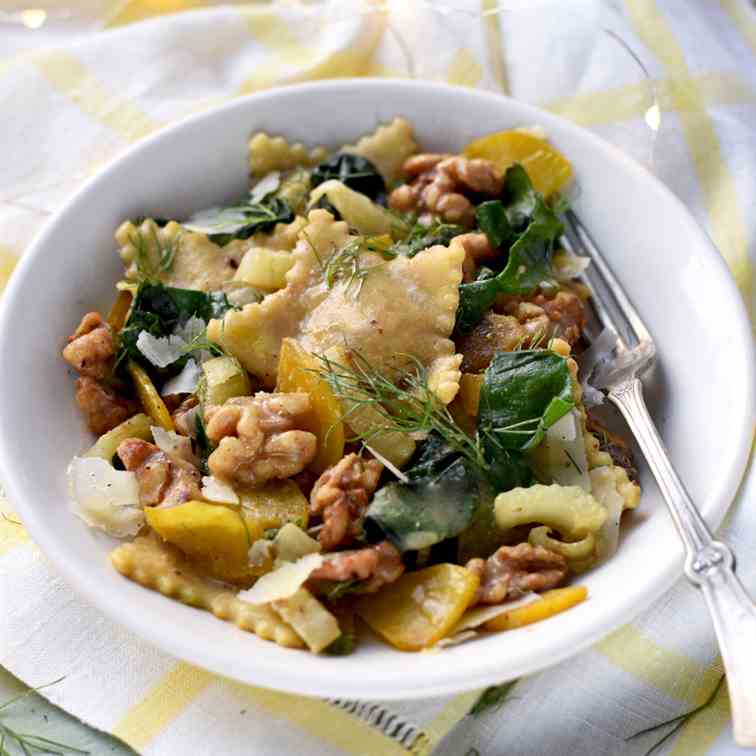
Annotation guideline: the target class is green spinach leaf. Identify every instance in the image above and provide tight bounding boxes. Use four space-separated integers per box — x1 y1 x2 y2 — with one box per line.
311 153 386 201
116 282 233 369
455 166 563 335
183 197 293 246
365 453 478 552
478 351 574 452
475 201 515 249
500 163 538 229
194 410 215 476
391 220 466 258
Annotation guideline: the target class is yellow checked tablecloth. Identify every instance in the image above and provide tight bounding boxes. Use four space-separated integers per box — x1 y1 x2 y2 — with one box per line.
1 1 755 754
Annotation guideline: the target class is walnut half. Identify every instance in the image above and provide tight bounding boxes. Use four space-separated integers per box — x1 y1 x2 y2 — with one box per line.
204 392 317 487
466 543 568 604
309 453 383 550
62 311 115 380
389 154 503 226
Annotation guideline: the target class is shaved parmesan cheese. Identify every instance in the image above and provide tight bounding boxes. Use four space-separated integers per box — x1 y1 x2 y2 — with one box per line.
67 457 144 538
436 594 541 648
162 358 202 396
136 316 209 370
238 553 323 605
436 630 478 649
151 426 198 465
136 332 186 368
201 475 239 505
455 594 540 634
249 170 281 203
174 316 207 345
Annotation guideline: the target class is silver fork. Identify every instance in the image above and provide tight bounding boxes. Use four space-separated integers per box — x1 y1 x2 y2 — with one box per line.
562 210 756 747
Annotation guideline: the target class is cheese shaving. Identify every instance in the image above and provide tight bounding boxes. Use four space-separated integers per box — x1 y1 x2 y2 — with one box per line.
238 553 323 605
151 426 198 466
67 457 144 538
201 475 239 505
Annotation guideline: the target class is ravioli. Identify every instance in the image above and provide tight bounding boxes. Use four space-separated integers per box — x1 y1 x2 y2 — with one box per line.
248 132 327 177
116 219 245 291
208 209 464 403
117 218 305 292
344 117 417 184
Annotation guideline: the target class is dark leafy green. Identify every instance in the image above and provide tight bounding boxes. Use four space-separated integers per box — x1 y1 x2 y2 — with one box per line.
194 411 214 476
391 221 466 258
499 163 538 229
481 440 533 491
183 197 293 246
116 282 233 369
455 166 563 334
311 153 385 201
478 351 574 451
475 201 515 250
365 451 478 552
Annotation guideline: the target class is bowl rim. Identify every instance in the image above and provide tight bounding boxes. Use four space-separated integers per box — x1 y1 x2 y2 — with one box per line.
1 78 754 700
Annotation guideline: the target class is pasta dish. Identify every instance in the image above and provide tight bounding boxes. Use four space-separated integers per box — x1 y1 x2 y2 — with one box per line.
62 119 640 653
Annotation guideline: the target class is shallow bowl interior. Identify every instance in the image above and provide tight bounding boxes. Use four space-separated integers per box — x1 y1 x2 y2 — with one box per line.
0 80 753 700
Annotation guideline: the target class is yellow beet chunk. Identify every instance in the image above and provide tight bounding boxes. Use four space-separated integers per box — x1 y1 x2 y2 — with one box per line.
106 289 133 331
240 480 309 542
234 247 294 292
483 586 588 632
145 500 251 583
459 373 483 417
463 130 573 196
356 564 480 651
127 360 174 430
343 401 415 469
199 356 252 406
84 413 152 461
276 338 344 473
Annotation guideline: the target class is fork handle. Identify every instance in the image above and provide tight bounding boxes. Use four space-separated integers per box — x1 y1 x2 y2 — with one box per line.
609 378 756 746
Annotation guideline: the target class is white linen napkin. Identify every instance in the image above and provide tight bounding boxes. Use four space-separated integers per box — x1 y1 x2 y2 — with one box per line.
1 2 755 754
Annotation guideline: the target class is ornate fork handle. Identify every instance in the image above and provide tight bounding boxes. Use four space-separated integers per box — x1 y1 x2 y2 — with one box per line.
610 378 756 746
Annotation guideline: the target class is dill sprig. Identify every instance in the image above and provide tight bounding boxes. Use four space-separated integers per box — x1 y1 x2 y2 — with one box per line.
179 328 223 359
0 678 89 755
324 237 397 296
469 681 517 717
130 223 180 282
626 675 725 756
314 350 488 474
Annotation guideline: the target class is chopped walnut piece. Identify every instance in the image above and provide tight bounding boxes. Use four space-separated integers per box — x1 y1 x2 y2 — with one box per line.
117 438 202 507
172 396 199 437
497 290 586 346
204 393 317 487
74 376 139 435
309 453 383 550
457 289 587 373
62 312 115 380
466 543 568 604
309 541 404 593
389 154 503 226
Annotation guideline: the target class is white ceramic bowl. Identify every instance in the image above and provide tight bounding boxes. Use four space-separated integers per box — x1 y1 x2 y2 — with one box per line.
0 80 753 700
